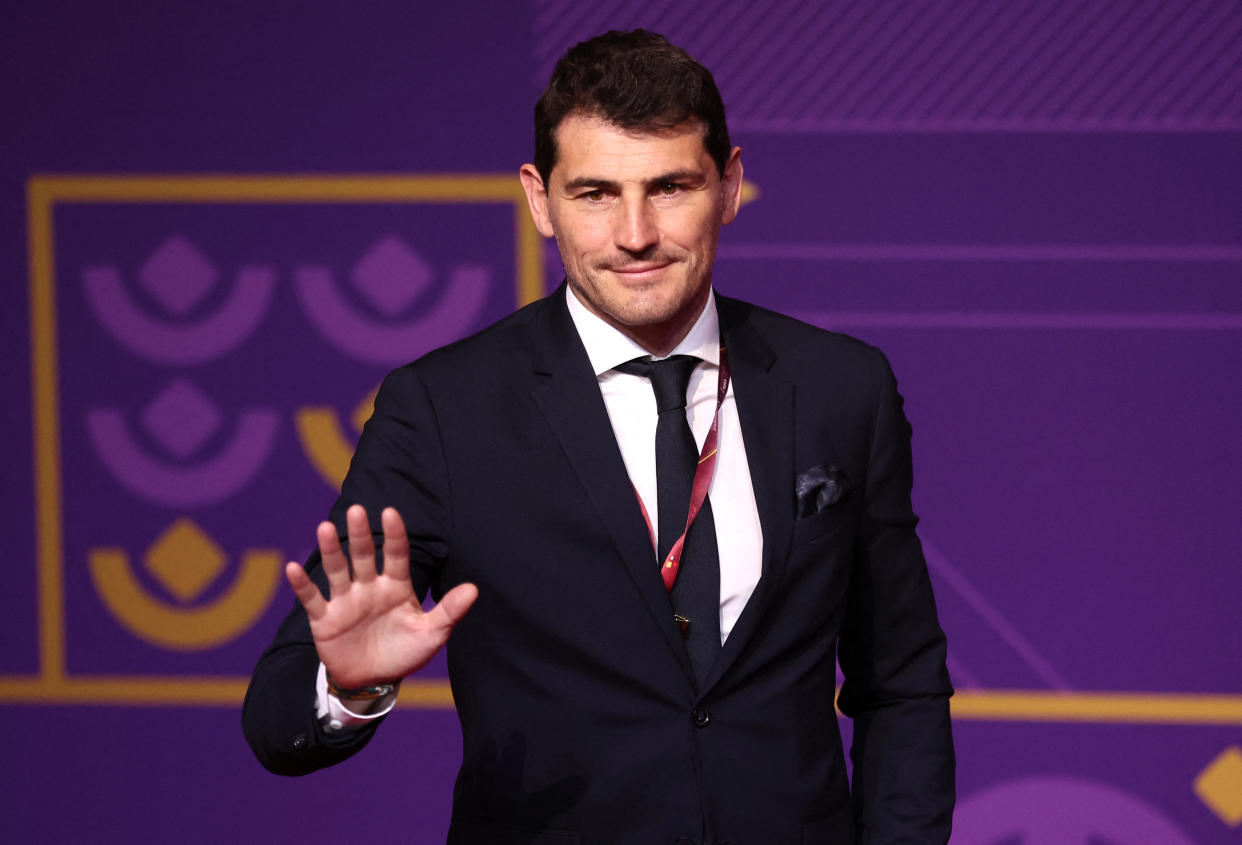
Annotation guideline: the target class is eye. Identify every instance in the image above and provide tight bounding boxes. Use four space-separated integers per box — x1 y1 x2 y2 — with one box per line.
583 189 606 202
658 182 679 196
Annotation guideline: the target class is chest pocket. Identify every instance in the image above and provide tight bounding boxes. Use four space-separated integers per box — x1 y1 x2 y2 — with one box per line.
791 488 860 547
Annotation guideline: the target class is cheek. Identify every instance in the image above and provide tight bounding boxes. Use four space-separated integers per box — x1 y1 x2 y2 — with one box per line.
556 219 610 258
665 211 719 256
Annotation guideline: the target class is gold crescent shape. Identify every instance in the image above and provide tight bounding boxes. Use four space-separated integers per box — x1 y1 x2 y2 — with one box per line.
295 406 354 488
296 386 379 489
88 548 283 651
351 386 379 434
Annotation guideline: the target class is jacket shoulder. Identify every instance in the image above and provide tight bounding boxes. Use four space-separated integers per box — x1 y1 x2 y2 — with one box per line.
717 293 892 377
384 293 551 387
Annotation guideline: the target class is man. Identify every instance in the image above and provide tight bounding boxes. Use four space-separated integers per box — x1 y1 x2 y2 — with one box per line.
244 29 954 844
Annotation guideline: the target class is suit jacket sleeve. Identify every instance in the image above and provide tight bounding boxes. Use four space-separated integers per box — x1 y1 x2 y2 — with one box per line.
242 365 452 775
836 348 955 842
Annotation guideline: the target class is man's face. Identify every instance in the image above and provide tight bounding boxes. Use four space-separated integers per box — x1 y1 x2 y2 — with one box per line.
521 114 743 352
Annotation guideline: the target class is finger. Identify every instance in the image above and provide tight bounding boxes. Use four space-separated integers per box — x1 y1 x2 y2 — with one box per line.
346 504 378 582
285 561 327 621
380 507 411 581
425 582 478 631
317 521 351 597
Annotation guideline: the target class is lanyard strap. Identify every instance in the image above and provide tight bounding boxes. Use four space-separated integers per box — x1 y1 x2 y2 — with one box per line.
633 345 730 592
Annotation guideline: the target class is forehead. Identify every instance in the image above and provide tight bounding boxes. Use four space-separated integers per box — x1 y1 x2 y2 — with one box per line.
550 114 712 183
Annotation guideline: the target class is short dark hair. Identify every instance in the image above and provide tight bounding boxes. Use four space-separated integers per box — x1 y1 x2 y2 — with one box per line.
533 29 731 186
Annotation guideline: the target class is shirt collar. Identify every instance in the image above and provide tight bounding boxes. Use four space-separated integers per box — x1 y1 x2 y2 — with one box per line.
565 284 721 377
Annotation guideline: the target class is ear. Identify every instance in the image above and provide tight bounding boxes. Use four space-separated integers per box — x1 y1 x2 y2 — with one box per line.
720 146 744 225
519 164 556 238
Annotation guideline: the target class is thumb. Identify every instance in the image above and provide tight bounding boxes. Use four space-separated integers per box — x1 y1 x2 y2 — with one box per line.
426 582 478 630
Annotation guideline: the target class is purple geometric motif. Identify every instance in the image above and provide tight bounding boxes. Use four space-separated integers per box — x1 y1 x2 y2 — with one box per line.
82 236 275 365
295 236 491 365
137 235 218 317
86 379 279 508
921 539 1070 691
140 379 222 459
953 776 1196 844
532 0 1242 132
352 235 433 317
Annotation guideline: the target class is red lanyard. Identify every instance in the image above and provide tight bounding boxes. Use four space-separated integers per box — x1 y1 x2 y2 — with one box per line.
633 345 730 592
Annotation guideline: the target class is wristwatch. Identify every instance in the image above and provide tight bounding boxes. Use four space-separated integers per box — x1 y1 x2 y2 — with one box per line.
325 671 396 702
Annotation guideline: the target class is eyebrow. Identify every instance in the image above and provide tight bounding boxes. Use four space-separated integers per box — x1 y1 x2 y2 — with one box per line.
561 168 708 193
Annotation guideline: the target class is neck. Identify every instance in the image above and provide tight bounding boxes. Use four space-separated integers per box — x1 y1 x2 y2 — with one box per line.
624 323 696 358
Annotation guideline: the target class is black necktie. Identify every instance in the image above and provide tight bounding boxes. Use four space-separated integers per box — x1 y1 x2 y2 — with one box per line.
617 355 721 686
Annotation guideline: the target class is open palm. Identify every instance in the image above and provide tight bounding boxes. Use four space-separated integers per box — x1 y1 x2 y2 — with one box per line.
285 504 477 690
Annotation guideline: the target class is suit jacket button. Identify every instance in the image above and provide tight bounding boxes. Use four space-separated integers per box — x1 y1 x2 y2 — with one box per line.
692 707 710 727
291 731 307 750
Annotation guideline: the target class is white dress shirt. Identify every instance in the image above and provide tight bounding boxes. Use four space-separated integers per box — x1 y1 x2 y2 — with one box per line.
565 285 763 643
320 285 764 728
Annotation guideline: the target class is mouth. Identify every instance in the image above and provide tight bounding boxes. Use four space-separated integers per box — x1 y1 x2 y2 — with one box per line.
607 261 673 281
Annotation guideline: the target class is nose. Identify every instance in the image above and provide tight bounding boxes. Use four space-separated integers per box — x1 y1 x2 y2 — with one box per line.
614 195 658 254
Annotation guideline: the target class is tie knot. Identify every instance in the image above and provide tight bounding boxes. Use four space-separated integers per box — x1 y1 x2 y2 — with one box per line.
617 355 700 413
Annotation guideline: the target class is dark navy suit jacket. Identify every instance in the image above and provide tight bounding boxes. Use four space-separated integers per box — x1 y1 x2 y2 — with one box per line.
243 287 954 844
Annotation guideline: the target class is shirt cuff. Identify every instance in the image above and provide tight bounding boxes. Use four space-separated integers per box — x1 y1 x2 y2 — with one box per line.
314 662 399 732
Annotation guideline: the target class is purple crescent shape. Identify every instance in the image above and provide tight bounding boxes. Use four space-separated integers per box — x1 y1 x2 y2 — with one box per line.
86 408 278 508
294 264 489 365
954 776 1195 844
82 265 275 364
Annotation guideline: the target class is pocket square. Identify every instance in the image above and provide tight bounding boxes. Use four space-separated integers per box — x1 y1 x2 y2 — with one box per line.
795 464 852 518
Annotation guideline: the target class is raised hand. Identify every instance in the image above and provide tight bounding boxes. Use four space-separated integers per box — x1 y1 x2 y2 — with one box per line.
284 504 477 689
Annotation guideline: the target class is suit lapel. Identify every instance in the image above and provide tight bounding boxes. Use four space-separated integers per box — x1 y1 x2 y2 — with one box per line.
702 296 795 691
528 289 695 678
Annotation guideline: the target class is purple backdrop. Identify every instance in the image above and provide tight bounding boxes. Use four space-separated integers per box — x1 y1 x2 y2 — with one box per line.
3 2 1241 842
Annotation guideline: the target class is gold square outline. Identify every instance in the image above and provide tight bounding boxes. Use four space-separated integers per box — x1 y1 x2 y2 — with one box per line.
8 174 544 708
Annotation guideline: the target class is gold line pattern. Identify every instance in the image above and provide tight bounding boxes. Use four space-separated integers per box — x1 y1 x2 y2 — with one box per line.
28 180 65 681
0 677 1239 725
